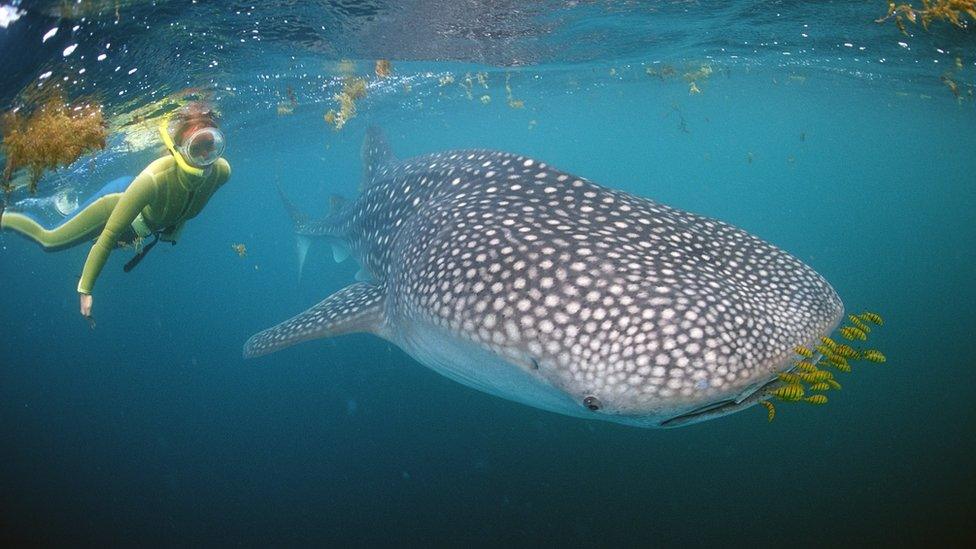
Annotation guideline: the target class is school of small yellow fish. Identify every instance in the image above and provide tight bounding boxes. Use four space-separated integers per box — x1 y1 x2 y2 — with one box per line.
759 310 886 422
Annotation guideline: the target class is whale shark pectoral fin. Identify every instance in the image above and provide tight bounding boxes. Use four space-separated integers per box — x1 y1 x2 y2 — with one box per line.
331 242 350 263
295 235 312 278
243 282 386 359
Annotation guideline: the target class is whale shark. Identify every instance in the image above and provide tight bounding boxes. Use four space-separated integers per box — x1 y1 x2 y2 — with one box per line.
245 128 843 427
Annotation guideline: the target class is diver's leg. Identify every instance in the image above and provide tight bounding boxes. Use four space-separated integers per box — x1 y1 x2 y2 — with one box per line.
1 175 134 252
1 193 122 252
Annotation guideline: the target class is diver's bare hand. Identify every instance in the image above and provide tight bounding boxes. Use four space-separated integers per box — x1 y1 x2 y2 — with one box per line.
79 293 93 318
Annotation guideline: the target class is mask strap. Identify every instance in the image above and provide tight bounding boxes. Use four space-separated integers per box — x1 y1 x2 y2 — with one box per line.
158 116 204 177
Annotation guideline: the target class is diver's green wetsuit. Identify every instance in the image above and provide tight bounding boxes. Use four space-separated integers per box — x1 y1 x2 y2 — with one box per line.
0 155 231 294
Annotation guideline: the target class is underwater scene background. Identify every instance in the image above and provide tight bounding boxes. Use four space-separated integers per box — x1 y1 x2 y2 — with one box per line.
0 0 974 545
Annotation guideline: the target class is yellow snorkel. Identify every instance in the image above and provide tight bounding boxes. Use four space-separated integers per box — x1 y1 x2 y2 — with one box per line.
158 115 205 177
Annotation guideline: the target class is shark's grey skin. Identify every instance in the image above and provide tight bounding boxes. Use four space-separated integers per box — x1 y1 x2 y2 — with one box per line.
246 129 843 428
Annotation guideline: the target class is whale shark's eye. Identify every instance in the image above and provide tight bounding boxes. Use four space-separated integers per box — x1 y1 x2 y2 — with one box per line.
583 396 601 411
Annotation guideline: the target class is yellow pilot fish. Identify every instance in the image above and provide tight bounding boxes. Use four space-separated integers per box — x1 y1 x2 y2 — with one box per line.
778 372 803 384
862 349 887 363
848 314 871 333
827 355 852 373
834 344 860 359
794 346 814 358
840 326 868 341
771 384 805 401
797 370 833 383
859 311 884 326
794 360 819 373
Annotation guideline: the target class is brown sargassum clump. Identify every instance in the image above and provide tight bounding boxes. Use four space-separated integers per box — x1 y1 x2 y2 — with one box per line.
324 77 368 131
877 0 976 33
2 93 107 194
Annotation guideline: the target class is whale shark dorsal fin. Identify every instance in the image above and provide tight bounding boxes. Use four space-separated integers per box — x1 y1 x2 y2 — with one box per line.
243 282 386 358
361 126 396 185
275 178 308 227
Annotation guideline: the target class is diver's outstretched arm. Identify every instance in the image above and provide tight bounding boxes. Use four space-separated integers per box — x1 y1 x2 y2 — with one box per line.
76 169 158 313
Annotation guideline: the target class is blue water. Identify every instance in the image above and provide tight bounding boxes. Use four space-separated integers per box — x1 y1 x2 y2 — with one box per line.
1 1 974 545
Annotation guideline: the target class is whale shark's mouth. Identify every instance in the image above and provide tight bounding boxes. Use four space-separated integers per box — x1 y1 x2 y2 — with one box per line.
658 377 783 428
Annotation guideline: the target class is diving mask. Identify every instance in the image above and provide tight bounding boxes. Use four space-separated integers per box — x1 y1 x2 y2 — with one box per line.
158 117 225 176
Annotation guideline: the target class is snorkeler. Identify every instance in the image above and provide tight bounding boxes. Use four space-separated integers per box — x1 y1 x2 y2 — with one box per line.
0 103 231 320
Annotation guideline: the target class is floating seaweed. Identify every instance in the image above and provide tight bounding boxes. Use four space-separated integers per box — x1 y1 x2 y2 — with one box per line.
684 64 712 95
685 64 714 81
2 92 108 194
232 243 247 257
761 310 887 421
324 77 368 131
375 59 392 78
277 85 297 115
335 59 357 75
669 103 691 134
43 0 145 19
645 64 677 80
941 73 961 98
505 73 524 109
876 1 976 33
